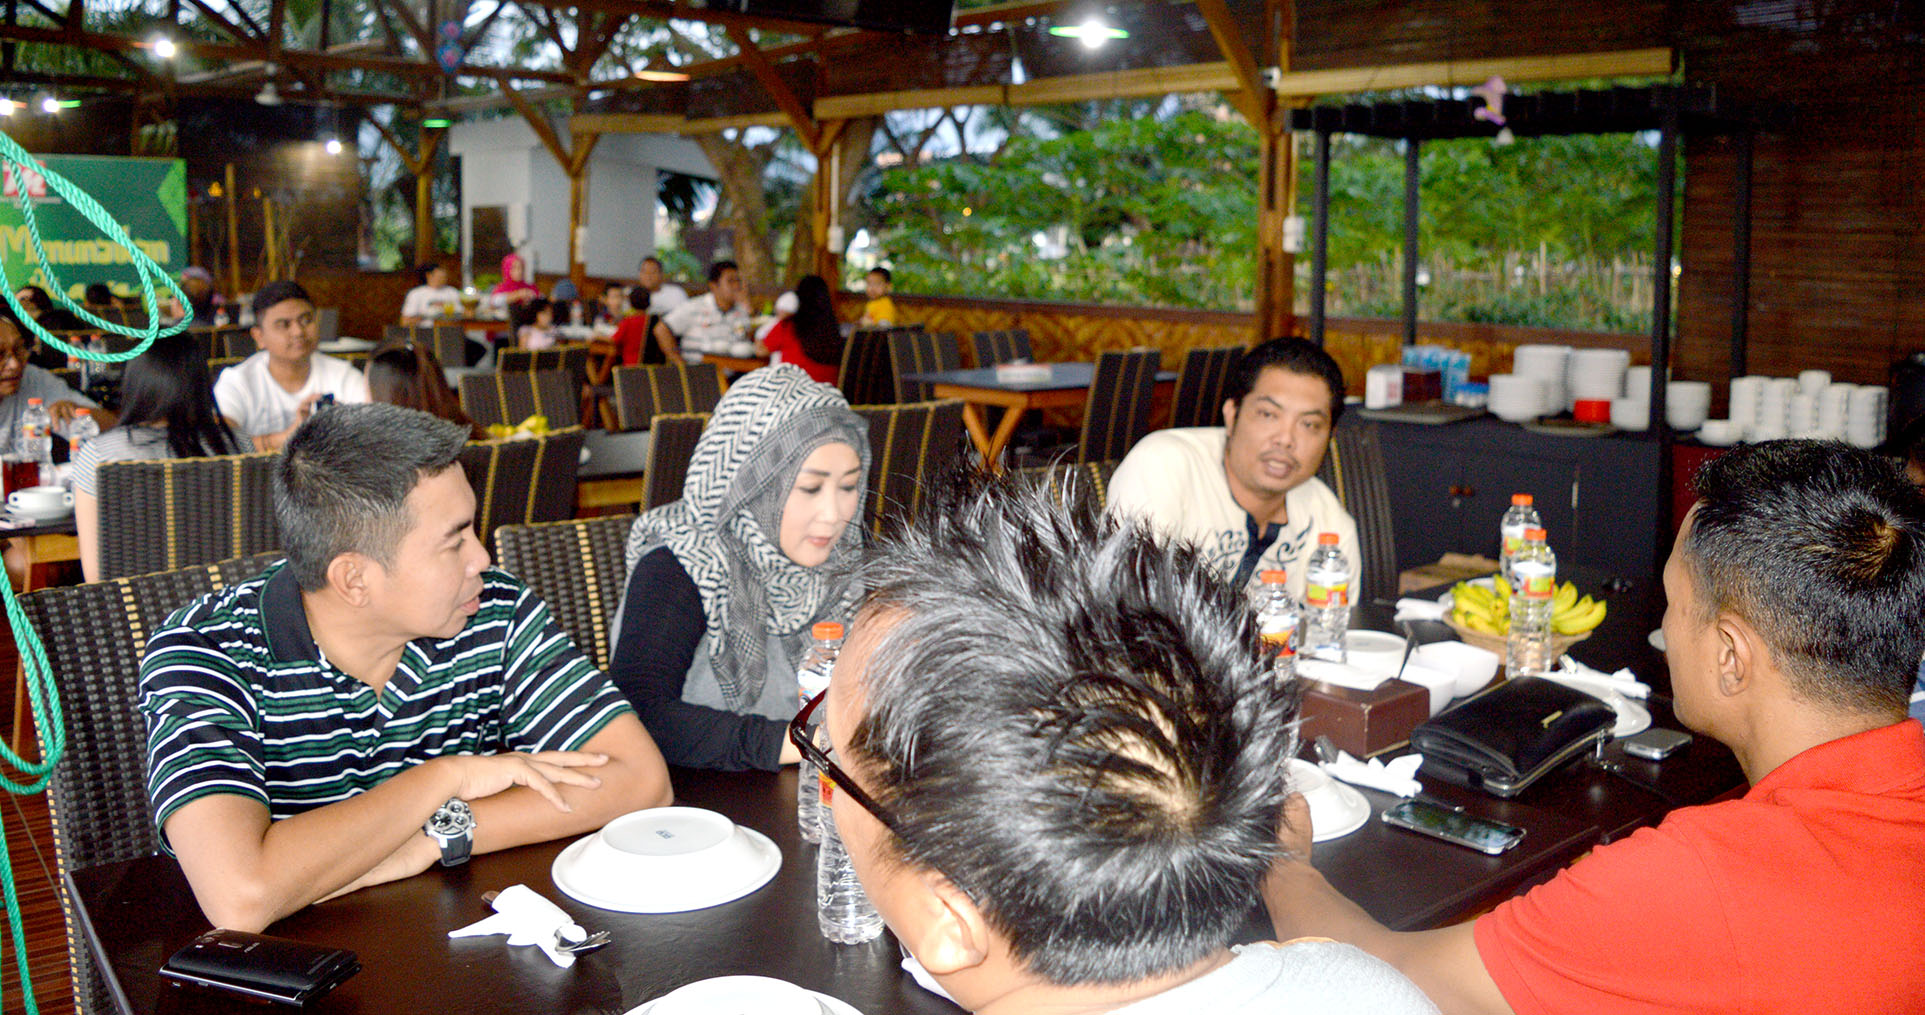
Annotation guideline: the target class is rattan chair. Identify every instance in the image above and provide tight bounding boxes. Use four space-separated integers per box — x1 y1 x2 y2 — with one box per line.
1015 459 1121 518
19 552 281 1015
459 368 582 429
1077 349 1160 463
837 327 896 407
611 362 725 432
383 324 469 369
457 427 586 549
95 451 282 579
642 412 709 509
886 330 963 403
214 325 253 359
494 514 637 672
315 306 341 343
1172 345 1243 429
851 399 967 537
497 343 592 388
969 328 1033 368
1315 420 1398 605
208 354 245 374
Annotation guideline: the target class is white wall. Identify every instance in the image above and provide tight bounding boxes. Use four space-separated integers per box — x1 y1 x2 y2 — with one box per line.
448 117 713 282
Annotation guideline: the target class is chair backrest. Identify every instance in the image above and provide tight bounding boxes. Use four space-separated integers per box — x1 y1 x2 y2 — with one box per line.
20 552 281 1014
459 368 582 428
96 451 282 579
643 412 710 509
1315 420 1398 605
457 427 586 549
314 306 341 343
497 343 591 390
837 327 896 407
1172 345 1243 429
851 399 967 537
208 355 245 374
886 330 963 403
1078 349 1160 464
215 325 254 359
612 363 725 432
1015 459 1121 518
494 514 637 672
970 328 1033 368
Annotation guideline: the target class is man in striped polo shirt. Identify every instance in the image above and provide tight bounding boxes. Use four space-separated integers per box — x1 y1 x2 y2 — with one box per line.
141 403 672 932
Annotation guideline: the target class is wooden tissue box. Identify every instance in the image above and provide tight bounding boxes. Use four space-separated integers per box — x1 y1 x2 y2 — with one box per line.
1300 678 1431 758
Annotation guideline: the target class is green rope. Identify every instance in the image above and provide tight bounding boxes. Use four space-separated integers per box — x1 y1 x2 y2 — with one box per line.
0 130 193 1015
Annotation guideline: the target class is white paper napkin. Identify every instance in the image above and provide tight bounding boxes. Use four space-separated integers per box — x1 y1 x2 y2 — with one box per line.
448 883 584 968
1393 597 1449 623
1296 658 1392 692
900 953 960 1004
1554 655 1651 699
1320 750 1423 798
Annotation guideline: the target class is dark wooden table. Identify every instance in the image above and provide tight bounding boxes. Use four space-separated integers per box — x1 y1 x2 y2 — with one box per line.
901 364 1178 467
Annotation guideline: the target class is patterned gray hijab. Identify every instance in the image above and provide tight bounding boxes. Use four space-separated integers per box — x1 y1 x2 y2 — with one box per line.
624 365 871 710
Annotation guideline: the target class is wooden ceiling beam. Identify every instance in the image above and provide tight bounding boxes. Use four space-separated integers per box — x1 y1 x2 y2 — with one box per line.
1193 0 1270 126
724 23 817 149
494 70 577 170
561 0 835 39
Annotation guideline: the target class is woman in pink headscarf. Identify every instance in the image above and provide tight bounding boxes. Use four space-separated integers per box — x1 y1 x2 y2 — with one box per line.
491 253 539 307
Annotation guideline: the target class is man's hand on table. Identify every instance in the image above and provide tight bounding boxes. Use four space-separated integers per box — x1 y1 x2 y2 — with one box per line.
1261 793 1516 1015
439 749 610 812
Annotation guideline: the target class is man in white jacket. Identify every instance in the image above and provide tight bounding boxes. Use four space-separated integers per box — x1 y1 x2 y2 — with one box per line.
1108 338 1358 601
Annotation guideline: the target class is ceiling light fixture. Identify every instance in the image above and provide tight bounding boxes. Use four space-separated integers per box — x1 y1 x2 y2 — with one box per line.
38 94 60 114
633 67 691 82
422 117 452 128
149 35 178 59
1049 18 1129 49
256 65 282 106
324 137 343 155
0 99 15 117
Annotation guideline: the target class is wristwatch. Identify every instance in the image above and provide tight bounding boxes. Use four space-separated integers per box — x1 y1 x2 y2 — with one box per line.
424 798 475 867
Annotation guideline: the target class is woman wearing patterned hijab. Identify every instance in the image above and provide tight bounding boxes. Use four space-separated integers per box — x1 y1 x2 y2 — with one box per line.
608 365 870 771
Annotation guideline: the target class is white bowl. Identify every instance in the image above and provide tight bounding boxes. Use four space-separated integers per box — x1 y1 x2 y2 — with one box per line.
1412 640 1501 698
552 807 780 913
1666 381 1712 430
1285 759 1371 842
1345 630 1407 677
1697 420 1742 446
7 485 71 519
1610 398 1650 431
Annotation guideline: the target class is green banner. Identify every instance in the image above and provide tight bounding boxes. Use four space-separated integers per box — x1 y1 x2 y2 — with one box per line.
0 154 186 302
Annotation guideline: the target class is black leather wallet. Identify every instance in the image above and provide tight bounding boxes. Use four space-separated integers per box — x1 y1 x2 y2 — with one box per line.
1410 676 1615 798
160 929 360 1006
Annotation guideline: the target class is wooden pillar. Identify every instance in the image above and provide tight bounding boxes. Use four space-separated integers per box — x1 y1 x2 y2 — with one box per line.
412 129 443 268
223 163 240 298
567 131 599 293
1256 123 1295 341
811 121 847 283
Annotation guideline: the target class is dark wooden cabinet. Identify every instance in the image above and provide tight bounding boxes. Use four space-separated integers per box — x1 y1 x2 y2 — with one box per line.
1370 418 1665 593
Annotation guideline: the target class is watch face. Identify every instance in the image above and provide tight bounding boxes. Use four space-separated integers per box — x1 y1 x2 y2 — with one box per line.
427 799 473 836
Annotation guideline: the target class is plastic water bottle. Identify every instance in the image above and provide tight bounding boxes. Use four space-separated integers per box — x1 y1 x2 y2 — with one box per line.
796 621 843 844
20 398 52 487
1506 527 1557 677
1499 493 1542 586
1303 533 1351 663
816 781 885 944
1254 569 1299 681
66 407 98 463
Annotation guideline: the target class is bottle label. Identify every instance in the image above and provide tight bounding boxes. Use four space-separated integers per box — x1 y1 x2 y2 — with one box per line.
1501 533 1525 559
818 770 833 807
1515 562 1555 599
1261 630 1296 658
1306 581 1348 608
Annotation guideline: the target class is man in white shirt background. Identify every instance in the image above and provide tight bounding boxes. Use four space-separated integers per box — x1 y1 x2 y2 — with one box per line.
400 262 461 325
1107 338 1359 602
652 260 748 365
215 281 369 452
635 256 688 317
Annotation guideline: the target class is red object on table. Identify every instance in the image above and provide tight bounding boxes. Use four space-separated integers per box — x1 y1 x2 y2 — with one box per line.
1573 399 1611 423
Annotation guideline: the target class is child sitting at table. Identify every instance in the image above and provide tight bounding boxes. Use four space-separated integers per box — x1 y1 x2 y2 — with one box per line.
515 298 559 350
607 365 869 770
857 266 897 326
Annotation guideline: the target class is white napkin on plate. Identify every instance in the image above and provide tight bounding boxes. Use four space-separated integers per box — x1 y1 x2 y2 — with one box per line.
1393 597 1449 623
1554 655 1651 699
1320 750 1423 798
1296 658 1392 692
448 883 583 968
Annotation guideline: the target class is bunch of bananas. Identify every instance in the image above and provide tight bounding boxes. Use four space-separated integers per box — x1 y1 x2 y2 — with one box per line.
1451 574 1607 637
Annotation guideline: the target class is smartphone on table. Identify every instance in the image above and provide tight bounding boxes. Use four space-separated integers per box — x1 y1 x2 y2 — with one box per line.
1381 799 1525 855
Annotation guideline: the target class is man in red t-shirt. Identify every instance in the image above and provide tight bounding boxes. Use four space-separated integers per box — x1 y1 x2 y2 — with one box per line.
1264 439 1925 1015
610 288 657 367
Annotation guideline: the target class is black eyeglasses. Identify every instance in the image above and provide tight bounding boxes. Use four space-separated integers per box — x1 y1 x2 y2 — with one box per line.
788 689 906 840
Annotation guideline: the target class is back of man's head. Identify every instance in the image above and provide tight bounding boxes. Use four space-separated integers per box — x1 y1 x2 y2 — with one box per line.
274 403 470 591
252 280 311 324
1225 337 1346 424
1688 439 1925 715
847 476 1299 985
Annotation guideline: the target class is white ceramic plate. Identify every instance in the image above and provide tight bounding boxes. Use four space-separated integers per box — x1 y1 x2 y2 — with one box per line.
1310 780 1371 842
552 826 780 914
626 976 864 1015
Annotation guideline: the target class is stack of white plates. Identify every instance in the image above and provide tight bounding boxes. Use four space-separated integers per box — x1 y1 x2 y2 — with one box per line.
1787 392 1820 437
1511 345 1572 414
1568 348 1630 403
1817 383 1855 439
1489 373 1543 422
1798 369 1832 396
1847 385 1888 448
1729 375 1766 433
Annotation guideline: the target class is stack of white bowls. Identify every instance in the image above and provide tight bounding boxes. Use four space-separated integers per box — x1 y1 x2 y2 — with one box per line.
1817 383 1854 438
1489 374 1543 422
1666 380 1712 431
1569 348 1631 404
1612 365 1661 431
1729 375 1766 435
1847 385 1889 448
1511 345 1572 415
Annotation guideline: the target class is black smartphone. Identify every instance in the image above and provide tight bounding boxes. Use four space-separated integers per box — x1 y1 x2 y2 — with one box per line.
1623 728 1693 761
160 929 360 1006
1381 799 1526 855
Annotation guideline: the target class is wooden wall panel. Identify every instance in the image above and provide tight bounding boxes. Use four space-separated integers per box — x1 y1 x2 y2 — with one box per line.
1290 0 1668 71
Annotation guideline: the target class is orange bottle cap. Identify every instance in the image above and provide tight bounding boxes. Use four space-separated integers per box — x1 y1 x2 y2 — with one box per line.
1512 493 1533 505
812 622 844 640
1259 569 1288 584
1318 532 1340 545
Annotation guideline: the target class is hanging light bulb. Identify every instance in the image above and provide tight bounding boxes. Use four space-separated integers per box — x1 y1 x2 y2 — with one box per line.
1048 17 1129 48
38 94 59 114
256 64 283 106
324 137 342 155
0 99 15 117
149 35 178 59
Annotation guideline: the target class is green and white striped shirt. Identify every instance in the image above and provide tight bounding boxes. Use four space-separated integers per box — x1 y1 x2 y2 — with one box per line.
140 561 633 843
